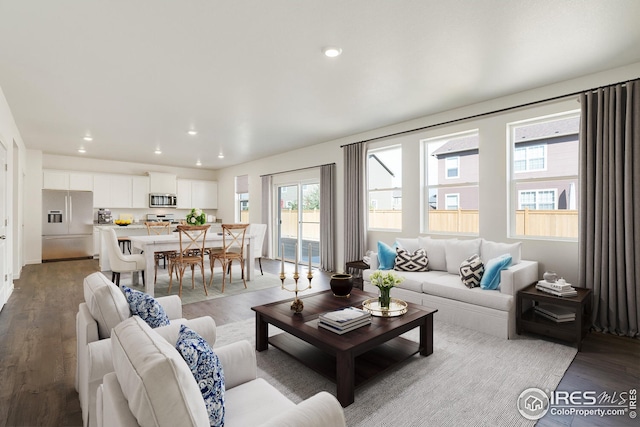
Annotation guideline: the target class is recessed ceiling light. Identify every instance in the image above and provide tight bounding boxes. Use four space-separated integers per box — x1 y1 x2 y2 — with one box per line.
187 130 198 136
218 153 224 159
322 46 342 58
154 149 162 155
196 160 202 166
78 147 86 153
83 136 93 142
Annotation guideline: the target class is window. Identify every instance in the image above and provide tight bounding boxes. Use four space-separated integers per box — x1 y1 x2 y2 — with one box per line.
514 144 546 172
368 145 402 230
235 175 249 223
518 189 557 210
509 111 580 239
445 157 460 178
422 130 479 234
445 194 459 210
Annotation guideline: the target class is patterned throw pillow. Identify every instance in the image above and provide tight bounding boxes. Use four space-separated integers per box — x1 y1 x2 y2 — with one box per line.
394 248 429 272
122 286 170 328
176 325 225 427
459 254 484 288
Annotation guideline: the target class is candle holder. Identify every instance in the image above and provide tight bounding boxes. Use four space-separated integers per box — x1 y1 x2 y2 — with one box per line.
281 270 313 313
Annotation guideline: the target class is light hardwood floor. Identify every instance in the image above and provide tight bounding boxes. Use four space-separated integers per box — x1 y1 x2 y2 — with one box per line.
0 259 637 427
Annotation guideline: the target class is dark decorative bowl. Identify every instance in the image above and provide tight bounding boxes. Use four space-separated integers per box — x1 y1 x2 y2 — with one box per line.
330 273 353 297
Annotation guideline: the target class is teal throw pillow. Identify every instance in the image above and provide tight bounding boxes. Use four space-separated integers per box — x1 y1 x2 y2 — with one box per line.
176 325 225 427
377 241 397 270
122 286 170 328
480 254 512 290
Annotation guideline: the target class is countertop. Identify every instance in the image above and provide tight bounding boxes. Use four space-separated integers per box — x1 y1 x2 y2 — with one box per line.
94 223 222 230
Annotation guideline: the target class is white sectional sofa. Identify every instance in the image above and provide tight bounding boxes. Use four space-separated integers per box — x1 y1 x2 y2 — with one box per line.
96 316 346 427
363 237 539 339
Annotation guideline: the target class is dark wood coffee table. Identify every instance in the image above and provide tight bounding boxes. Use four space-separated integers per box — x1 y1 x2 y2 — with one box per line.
251 289 437 407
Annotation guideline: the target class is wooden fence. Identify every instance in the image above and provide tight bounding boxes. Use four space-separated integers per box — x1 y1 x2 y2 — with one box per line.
515 208 578 238
369 209 578 238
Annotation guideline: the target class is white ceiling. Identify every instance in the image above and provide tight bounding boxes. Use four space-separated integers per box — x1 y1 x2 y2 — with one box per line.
1 0 639 170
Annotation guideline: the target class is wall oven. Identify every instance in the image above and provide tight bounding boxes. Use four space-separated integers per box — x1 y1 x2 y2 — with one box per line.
149 193 177 208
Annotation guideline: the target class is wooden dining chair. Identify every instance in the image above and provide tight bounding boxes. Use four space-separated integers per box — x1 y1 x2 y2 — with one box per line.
208 223 249 293
144 221 178 284
168 225 210 298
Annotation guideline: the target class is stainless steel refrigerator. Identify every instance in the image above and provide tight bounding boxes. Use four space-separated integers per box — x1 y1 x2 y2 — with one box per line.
42 190 94 261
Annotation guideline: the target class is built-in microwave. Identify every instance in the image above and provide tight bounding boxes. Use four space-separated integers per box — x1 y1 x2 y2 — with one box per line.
149 193 177 208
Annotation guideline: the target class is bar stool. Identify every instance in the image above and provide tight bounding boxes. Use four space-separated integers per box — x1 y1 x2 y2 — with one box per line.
117 237 131 254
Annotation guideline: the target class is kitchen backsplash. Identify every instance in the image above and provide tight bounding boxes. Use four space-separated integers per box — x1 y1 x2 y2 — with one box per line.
93 208 219 224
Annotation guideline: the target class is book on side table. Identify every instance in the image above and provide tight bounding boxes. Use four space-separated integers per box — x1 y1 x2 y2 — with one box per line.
536 280 578 297
534 303 576 322
319 307 372 334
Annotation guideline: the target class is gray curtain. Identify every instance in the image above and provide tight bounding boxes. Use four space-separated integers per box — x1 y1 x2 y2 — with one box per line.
579 79 640 338
261 175 273 258
320 164 336 271
343 143 367 268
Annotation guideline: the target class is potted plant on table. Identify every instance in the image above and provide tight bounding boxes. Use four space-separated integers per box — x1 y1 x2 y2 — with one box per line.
186 208 206 226
369 270 404 309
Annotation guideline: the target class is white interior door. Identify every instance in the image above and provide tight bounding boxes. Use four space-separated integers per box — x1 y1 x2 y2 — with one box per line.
0 141 7 311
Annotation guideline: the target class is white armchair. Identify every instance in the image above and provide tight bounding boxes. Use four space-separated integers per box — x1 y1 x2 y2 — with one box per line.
76 272 216 427
96 316 346 427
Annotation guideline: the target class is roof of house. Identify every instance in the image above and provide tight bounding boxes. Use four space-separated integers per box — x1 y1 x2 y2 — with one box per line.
514 116 579 142
431 135 479 157
431 115 579 157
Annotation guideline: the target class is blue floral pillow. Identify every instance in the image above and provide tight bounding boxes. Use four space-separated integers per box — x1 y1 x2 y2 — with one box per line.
176 325 225 427
122 286 170 328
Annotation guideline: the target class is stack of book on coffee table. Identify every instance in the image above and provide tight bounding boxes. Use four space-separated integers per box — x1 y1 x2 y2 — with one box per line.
318 307 372 334
536 279 578 297
534 303 576 323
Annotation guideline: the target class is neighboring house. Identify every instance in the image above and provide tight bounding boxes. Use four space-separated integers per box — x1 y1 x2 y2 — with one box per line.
368 152 401 211
431 116 579 211
430 134 479 210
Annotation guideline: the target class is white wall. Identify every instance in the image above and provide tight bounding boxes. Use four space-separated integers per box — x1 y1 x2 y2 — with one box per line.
0 86 27 308
216 62 640 283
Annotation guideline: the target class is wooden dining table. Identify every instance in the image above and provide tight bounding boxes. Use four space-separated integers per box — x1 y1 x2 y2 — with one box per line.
128 233 255 297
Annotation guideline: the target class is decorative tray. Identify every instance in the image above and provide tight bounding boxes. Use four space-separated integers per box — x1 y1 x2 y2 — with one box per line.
362 298 408 317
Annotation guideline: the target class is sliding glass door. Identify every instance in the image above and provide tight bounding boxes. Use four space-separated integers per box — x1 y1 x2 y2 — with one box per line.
277 182 320 268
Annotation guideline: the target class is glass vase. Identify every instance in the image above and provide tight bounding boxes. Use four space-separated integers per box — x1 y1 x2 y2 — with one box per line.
378 287 391 310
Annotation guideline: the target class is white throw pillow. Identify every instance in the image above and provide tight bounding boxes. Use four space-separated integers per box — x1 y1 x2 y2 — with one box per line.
83 272 130 339
419 236 447 271
111 316 209 427
445 239 482 275
481 240 521 265
395 238 420 254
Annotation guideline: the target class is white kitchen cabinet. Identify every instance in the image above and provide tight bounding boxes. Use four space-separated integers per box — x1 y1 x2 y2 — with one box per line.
93 227 101 258
69 172 93 191
93 175 111 207
43 170 69 190
132 176 150 208
176 179 192 209
177 179 218 209
148 172 177 194
43 170 94 191
192 180 218 209
94 174 136 208
109 175 133 208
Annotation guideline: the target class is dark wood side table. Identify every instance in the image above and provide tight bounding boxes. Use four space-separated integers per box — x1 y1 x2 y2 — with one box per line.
345 260 370 290
516 283 592 351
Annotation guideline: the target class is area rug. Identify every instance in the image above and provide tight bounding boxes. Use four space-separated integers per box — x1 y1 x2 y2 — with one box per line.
213 317 578 427
125 263 281 305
